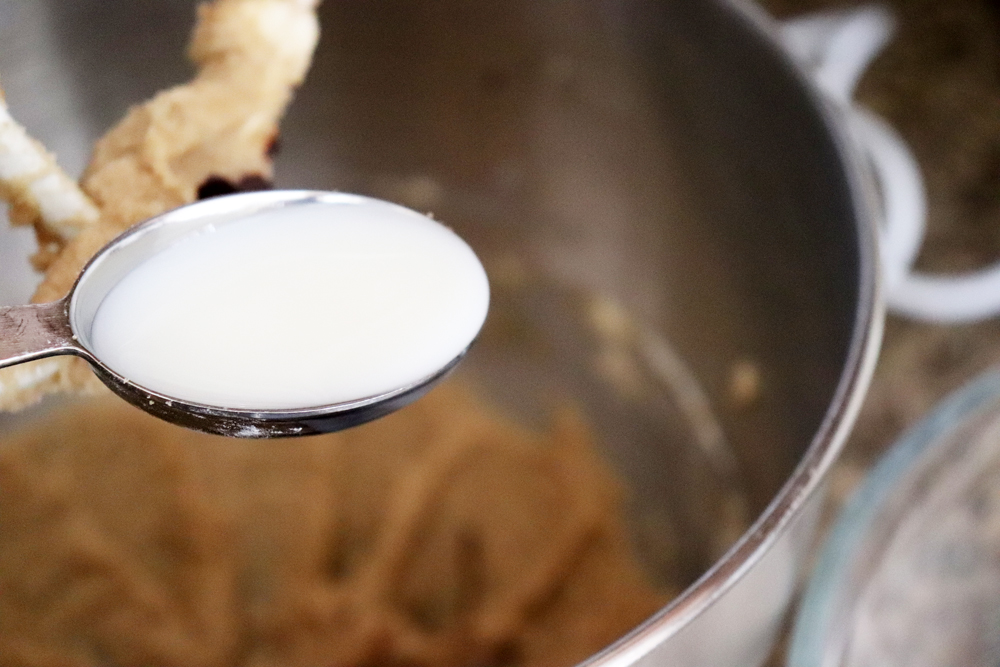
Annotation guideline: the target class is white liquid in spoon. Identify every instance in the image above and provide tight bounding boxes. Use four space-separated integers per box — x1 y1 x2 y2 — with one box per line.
89 196 490 410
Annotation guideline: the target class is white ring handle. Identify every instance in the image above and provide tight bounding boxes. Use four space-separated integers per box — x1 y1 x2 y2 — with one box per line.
780 5 1000 323
848 105 926 294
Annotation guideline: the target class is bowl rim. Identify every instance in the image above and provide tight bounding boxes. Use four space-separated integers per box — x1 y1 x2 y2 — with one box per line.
585 1 885 664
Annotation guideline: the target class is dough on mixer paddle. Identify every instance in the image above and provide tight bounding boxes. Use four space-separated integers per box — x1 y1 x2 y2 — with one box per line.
0 83 100 248
0 385 668 667
0 0 321 411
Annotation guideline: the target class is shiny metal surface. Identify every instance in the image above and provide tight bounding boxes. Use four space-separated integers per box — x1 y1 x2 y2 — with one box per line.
0 300 75 368
0 0 881 664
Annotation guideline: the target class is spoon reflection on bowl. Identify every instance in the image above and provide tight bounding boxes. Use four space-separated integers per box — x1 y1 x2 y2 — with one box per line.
0 190 490 438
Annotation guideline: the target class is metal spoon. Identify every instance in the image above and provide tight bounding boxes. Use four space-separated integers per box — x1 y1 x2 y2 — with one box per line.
0 190 485 438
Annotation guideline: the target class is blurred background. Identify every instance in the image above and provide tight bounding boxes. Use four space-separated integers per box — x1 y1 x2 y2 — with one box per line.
765 0 1000 532
764 0 1000 661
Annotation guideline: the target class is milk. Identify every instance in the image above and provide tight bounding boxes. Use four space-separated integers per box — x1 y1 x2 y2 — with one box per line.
89 197 490 410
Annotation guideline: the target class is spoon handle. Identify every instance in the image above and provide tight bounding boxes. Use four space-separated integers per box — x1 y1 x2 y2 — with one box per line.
0 299 79 369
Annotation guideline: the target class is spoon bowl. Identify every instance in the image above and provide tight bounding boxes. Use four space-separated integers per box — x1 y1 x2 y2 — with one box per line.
0 190 488 438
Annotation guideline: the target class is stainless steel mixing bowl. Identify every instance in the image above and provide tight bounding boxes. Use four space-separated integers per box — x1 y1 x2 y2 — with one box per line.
0 1 881 665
